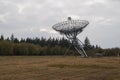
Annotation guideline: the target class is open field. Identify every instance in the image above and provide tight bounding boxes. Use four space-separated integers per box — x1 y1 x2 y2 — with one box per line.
0 56 119 80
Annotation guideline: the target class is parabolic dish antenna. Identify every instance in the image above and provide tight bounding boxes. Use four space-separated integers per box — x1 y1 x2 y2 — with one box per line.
52 17 89 57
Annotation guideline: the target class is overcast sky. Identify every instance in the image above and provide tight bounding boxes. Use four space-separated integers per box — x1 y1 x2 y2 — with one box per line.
0 0 120 48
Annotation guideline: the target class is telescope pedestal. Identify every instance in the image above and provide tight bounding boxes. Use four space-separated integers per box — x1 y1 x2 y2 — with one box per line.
64 37 88 57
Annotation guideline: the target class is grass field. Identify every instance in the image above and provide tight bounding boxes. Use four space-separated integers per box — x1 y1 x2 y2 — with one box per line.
0 56 119 80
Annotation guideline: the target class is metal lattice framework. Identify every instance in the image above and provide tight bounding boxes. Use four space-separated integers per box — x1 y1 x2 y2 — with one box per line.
52 17 89 57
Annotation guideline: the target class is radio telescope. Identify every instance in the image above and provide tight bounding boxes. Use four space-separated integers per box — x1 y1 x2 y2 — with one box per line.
52 17 89 57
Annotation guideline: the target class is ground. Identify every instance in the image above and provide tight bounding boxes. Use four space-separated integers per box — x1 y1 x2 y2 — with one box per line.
0 56 119 80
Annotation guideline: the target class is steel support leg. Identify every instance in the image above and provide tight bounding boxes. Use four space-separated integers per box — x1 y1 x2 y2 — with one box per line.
73 38 88 57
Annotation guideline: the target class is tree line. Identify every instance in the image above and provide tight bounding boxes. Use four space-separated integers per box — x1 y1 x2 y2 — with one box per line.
0 34 119 56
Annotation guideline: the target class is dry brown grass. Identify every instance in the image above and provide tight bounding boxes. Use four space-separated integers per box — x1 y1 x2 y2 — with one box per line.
0 56 119 80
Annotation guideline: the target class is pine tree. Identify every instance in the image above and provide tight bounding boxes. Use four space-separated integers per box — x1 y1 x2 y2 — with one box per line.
10 34 14 41
84 37 91 49
0 35 4 40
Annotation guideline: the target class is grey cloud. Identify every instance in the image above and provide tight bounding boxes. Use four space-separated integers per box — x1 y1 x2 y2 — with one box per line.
0 0 120 48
